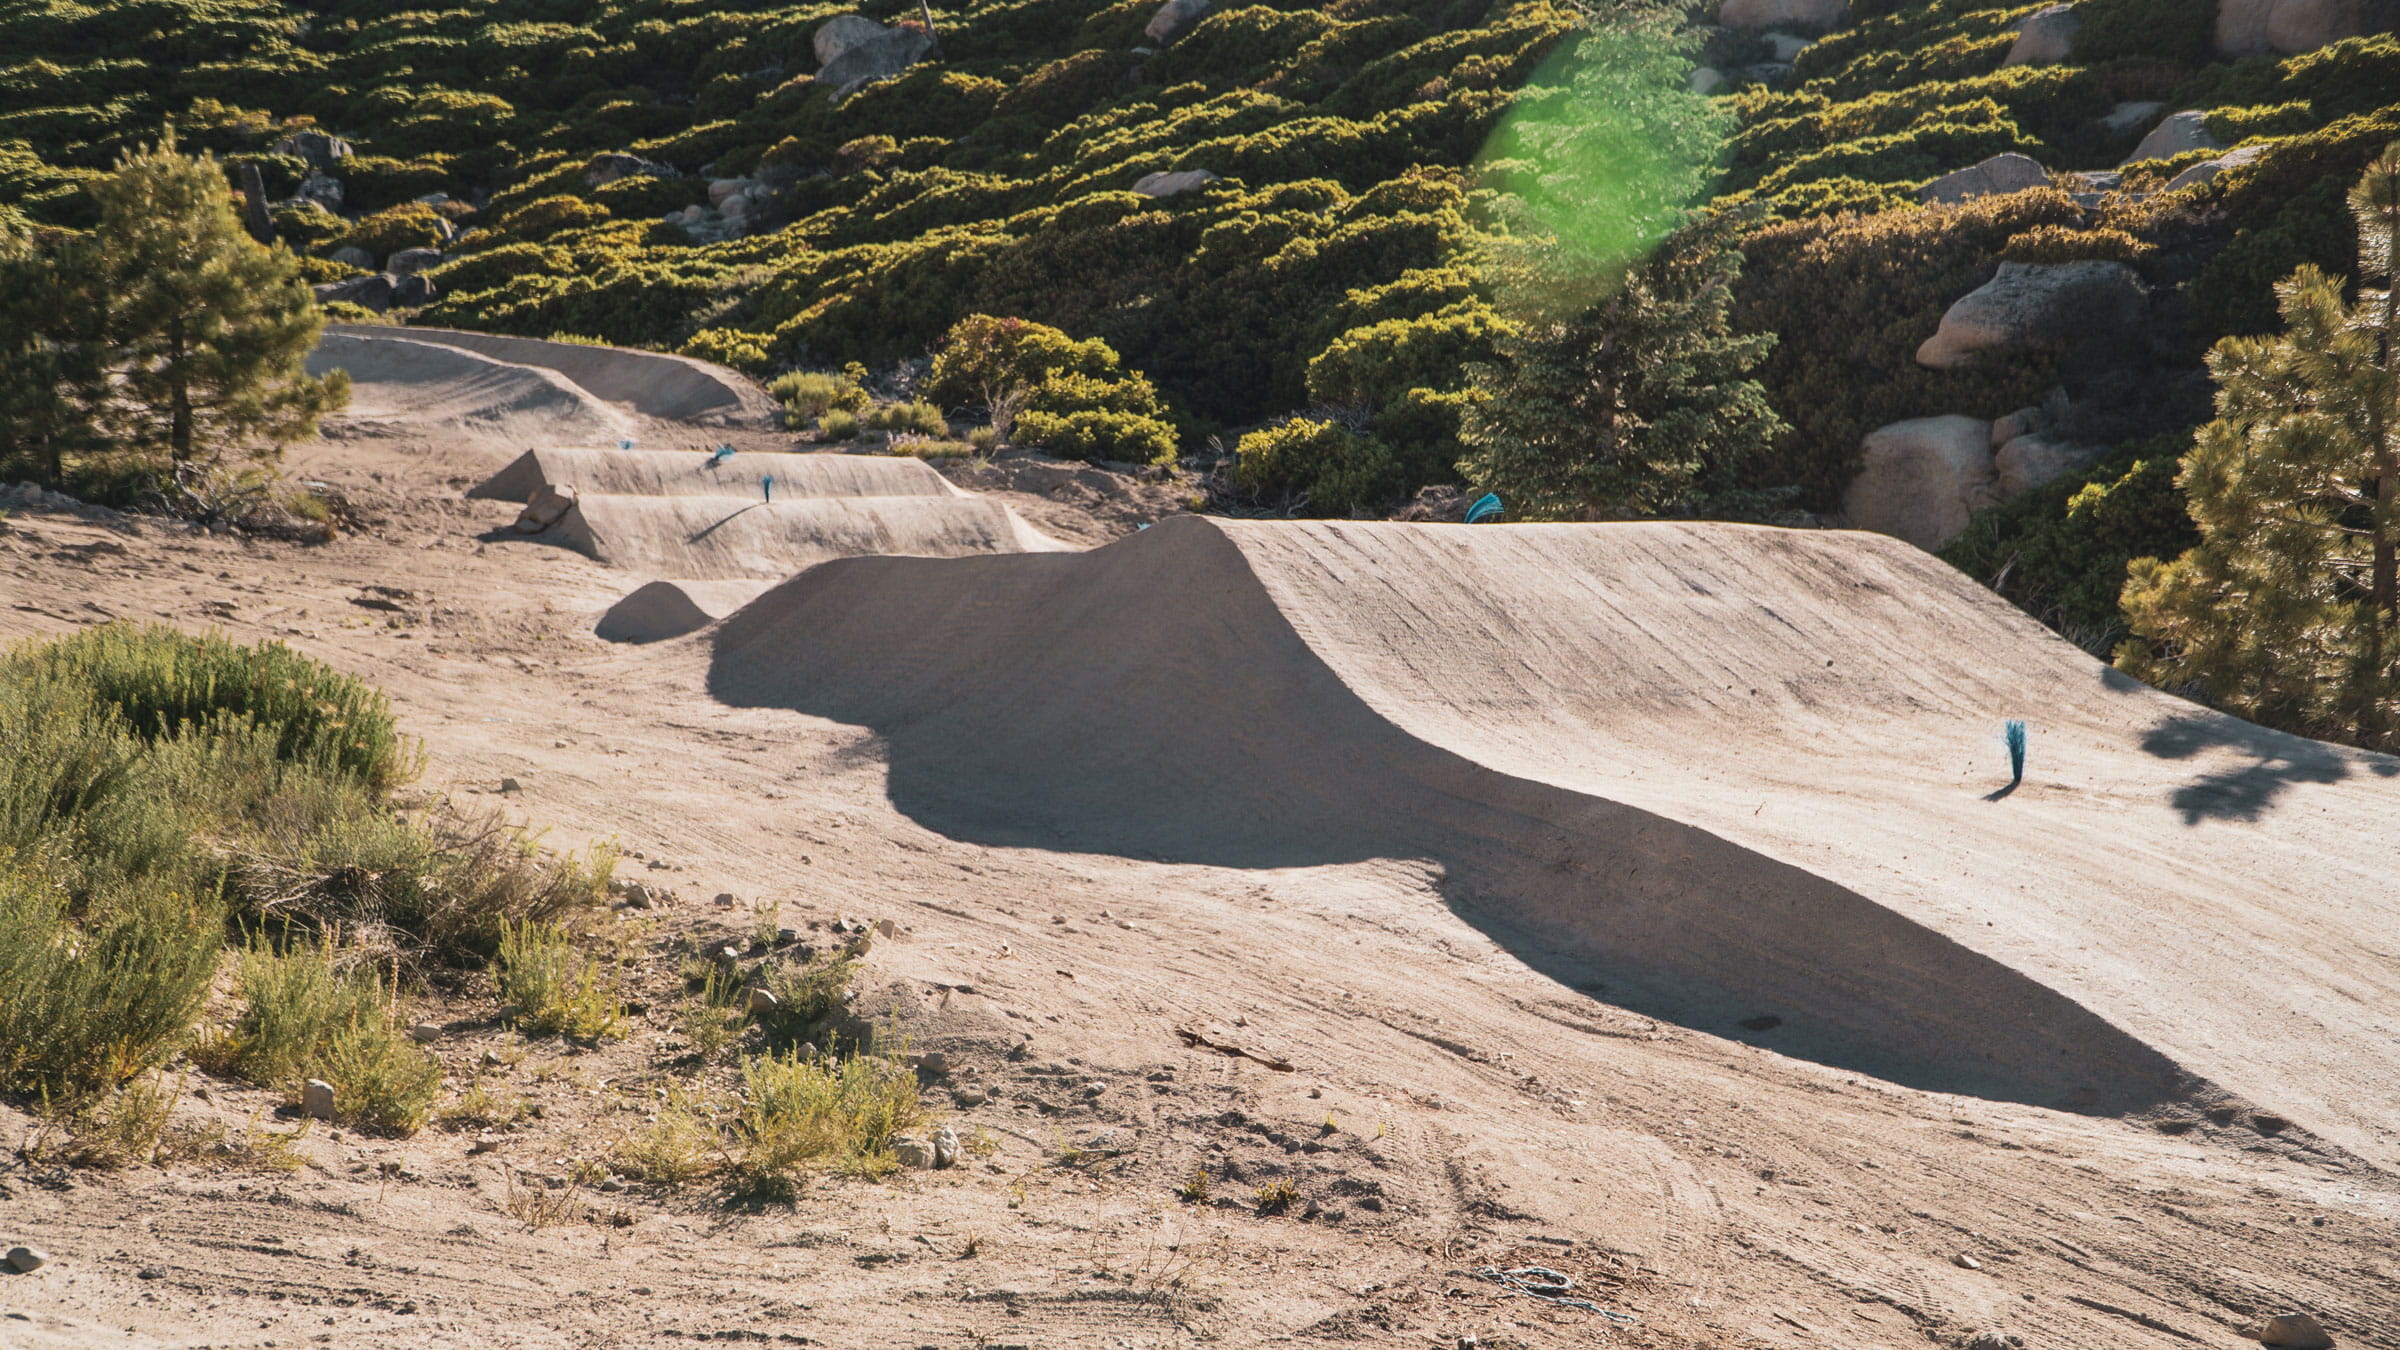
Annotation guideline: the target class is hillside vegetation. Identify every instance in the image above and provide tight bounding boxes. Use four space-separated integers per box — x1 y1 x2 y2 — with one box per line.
0 0 2394 644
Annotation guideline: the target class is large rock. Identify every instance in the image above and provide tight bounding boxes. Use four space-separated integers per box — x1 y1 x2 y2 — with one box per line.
1689 65 1729 95
1843 416 1999 550
813 13 888 65
1916 261 2147 370
1995 433 2106 497
272 131 352 172
2162 143 2269 192
2101 100 2165 137
237 162 275 245
294 171 343 211
1919 152 2050 205
583 152 665 188
2216 0 2380 53
1718 0 1848 33
1145 0 1212 44
387 247 444 275
817 24 932 92
1133 168 1219 197
1763 30 1813 59
2123 110 2220 164
2004 3 2081 62
388 271 437 308
329 245 377 271
312 274 395 313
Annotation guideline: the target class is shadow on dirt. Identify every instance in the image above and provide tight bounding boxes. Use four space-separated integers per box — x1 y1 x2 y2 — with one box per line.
707 530 2195 1120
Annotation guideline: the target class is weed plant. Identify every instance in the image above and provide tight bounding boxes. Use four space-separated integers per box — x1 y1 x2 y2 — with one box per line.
495 919 626 1041
198 938 442 1135
729 1045 930 1200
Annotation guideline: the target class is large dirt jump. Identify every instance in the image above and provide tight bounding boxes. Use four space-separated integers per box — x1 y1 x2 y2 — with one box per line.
710 515 2400 1170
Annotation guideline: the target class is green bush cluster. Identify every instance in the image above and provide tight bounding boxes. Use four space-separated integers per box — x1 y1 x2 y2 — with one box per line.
925 313 1179 464
1939 439 2198 651
0 624 610 1125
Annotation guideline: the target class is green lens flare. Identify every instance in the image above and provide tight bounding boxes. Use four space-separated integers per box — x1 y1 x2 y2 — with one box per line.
1475 19 1728 297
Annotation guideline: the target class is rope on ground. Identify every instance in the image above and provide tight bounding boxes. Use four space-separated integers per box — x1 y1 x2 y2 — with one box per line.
1467 1265 1637 1323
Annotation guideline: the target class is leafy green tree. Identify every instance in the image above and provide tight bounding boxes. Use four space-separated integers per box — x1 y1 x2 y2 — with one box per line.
2119 142 2400 749
0 228 107 484
1459 211 1785 520
82 135 344 475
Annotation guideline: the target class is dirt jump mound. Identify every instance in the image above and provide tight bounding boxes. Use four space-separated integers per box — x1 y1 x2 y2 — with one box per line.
708 515 2400 1167
471 448 958 504
307 332 633 442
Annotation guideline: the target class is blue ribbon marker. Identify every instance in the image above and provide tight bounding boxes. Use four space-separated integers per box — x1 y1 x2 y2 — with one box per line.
1465 492 1504 524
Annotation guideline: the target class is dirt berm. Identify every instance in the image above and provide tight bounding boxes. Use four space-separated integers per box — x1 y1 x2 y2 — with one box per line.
306 332 632 442
710 515 2400 1168
328 323 777 425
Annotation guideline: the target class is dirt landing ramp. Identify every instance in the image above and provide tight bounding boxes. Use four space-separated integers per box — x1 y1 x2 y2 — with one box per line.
545 493 1064 581
595 579 778 643
709 516 2400 1163
333 324 776 425
306 332 632 442
471 448 959 503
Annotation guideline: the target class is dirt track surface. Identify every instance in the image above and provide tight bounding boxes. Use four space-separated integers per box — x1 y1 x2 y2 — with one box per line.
1 417 2396 1349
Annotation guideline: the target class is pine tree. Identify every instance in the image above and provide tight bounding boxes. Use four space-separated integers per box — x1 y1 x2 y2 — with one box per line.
81 134 344 478
2118 141 2400 749
0 228 108 485
1458 8 1783 521
1459 211 1785 521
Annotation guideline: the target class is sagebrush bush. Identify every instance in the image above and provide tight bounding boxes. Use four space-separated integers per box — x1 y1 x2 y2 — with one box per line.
0 851 220 1100
864 399 948 437
817 409 861 441
767 370 870 427
6 623 410 792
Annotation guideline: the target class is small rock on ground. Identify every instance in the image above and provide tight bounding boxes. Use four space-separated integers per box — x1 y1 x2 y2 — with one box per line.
7 1246 50 1273
302 1079 337 1121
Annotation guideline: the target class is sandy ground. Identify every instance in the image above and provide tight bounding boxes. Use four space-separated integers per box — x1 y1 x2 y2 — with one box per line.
0 406 2395 1348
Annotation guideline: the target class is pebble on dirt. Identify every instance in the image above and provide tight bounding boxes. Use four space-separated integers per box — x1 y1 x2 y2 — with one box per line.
302 1079 337 1120
6 1246 50 1273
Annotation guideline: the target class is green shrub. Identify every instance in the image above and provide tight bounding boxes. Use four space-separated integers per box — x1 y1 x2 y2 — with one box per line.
1732 189 2084 508
922 313 1120 416
200 938 441 1136
1234 417 1401 513
768 370 870 426
332 203 450 263
2071 0 2217 64
1940 438 2198 652
1013 406 1179 464
0 850 220 1101
864 399 947 436
6 623 408 792
493 919 624 1041
817 409 861 441
754 945 861 1049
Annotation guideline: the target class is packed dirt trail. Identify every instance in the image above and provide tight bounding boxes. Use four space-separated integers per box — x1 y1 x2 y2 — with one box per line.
0 333 2395 1350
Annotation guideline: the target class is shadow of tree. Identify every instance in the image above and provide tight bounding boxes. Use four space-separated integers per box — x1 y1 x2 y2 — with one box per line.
2139 711 2398 824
